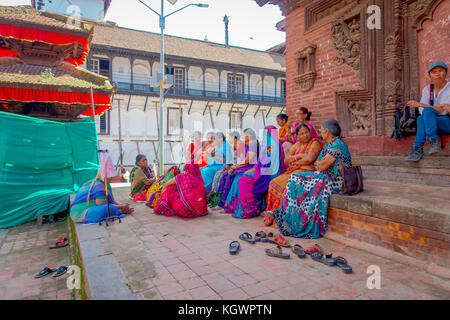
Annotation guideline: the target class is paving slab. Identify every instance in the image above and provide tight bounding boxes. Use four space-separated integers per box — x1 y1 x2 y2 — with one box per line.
0 220 73 300
73 185 450 300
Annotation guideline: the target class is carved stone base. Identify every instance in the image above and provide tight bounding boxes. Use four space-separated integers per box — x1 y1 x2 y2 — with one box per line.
293 71 316 92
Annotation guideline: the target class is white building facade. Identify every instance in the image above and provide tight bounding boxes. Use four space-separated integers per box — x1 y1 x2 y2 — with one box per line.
86 23 286 170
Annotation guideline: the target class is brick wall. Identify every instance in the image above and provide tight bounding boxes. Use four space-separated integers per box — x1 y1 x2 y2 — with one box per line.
285 7 362 129
417 0 450 90
328 208 450 268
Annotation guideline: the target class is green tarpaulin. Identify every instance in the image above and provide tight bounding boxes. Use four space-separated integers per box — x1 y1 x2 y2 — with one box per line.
0 112 100 228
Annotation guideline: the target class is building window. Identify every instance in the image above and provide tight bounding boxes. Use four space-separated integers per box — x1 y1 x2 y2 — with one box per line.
230 111 242 130
99 59 110 77
89 57 111 134
227 73 244 96
88 58 99 74
173 68 185 89
281 79 286 99
96 110 110 135
167 107 182 136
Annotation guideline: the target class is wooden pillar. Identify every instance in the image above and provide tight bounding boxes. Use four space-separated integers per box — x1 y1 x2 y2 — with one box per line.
218 69 222 97
261 74 265 101
108 54 113 80
130 57 135 90
186 65 190 92
247 72 251 98
274 76 278 101
202 67 206 96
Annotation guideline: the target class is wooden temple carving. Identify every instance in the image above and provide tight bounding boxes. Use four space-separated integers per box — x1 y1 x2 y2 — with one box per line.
331 16 361 73
293 39 316 92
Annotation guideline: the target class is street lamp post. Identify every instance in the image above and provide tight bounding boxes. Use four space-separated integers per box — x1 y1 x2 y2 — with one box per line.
138 0 209 175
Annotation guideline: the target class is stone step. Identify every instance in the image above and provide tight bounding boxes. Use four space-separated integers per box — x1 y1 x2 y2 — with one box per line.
328 179 450 268
352 156 450 187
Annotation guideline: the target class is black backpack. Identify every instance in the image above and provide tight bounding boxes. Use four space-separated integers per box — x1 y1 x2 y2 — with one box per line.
392 84 435 141
392 106 420 141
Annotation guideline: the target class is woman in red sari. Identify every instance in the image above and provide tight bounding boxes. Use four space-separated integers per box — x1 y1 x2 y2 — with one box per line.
186 131 203 165
153 164 208 218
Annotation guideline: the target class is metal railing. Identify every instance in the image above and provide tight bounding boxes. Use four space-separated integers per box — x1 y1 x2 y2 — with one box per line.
112 72 286 105
115 81 286 105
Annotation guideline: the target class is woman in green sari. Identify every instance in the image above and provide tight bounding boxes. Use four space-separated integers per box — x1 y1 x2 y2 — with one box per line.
129 154 156 199
146 166 180 208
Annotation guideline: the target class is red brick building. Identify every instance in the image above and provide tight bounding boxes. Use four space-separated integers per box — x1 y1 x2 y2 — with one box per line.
256 0 449 156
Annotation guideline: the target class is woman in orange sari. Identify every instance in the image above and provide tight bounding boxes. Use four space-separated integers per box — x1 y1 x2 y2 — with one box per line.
265 124 323 220
277 113 296 157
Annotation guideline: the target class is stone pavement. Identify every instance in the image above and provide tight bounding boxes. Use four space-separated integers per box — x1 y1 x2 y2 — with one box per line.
77 186 450 300
0 219 73 300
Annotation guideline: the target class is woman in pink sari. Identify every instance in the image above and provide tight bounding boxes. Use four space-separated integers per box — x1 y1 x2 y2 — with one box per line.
290 107 320 143
153 164 208 218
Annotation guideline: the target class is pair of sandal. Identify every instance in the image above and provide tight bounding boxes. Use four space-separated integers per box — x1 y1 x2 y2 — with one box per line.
229 232 258 255
34 266 68 278
240 231 291 248
48 236 69 249
229 231 291 255
264 244 307 259
306 244 353 274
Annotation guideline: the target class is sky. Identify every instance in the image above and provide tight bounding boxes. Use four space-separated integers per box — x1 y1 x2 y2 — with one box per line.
2 0 286 51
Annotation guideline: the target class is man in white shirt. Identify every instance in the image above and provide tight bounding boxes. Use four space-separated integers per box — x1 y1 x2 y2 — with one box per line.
405 61 450 161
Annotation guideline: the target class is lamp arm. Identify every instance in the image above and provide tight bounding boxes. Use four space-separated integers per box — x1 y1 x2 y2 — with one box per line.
164 3 196 19
137 0 161 17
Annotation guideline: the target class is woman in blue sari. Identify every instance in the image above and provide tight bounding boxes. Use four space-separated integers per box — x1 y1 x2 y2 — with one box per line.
223 125 286 219
200 132 233 195
213 128 260 209
70 169 134 224
271 119 352 239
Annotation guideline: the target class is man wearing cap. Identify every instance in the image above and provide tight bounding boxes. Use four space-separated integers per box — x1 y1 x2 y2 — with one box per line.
405 61 450 161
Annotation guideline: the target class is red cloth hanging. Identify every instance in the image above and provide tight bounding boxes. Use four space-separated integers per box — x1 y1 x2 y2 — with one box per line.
0 87 111 115
0 24 90 66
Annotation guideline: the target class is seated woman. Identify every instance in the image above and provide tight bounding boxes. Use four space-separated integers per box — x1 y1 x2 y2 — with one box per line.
223 125 285 219
266 124 323 213
146 166 180 208
276 113 295 157
212 128 260 209
186 131 204 166
129 154 156 199
271 119 352 239
153 164 208 218
208 131 244 206
70 169 134 224
199 131 216 167
200 132 233 195
290 107 321 143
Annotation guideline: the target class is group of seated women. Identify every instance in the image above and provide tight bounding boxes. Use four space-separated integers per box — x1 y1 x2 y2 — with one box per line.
142 107 351 239
70 107 352 239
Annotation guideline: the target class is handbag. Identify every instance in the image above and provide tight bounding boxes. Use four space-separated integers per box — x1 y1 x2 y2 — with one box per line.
340 166 364 196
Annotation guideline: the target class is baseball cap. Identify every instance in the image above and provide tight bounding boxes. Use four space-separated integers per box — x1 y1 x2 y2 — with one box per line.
428 61 448 74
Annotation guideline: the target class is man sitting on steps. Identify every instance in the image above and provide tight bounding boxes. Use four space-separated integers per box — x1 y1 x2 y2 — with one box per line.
405 61 450 161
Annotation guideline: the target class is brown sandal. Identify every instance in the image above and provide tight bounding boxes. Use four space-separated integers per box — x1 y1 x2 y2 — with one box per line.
264 245 290 259
292 244 306 258
273 234 291 248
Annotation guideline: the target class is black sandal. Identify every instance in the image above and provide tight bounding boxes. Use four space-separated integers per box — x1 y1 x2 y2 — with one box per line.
239 232 256 244
311 252 337 266
335 256 353 274
229 241 240 255
52 266 68 278
34 267 57 278
254 231 267 242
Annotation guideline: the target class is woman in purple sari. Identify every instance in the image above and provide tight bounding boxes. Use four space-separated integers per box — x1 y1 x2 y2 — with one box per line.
212 128 260 209
223 125 286 219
